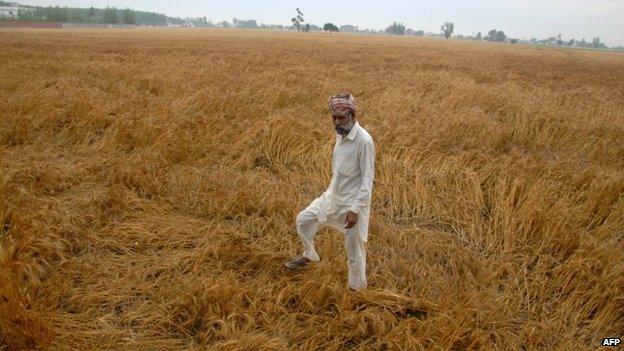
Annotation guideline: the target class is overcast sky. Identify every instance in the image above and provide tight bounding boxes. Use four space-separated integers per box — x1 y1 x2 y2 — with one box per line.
17 0 624 46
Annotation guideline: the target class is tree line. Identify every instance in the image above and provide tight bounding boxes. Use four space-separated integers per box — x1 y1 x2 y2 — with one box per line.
15 5 184 25
368 20 617 50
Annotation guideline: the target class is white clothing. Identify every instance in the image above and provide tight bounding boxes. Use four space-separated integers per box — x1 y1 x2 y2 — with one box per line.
296 209 367 290
305 120 375 243
293 120 374 290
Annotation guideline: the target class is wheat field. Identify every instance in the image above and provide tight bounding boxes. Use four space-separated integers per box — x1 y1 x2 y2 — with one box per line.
0 28 623 350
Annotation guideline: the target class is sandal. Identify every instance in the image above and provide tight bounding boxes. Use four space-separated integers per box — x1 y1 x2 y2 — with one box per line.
284 256 311 269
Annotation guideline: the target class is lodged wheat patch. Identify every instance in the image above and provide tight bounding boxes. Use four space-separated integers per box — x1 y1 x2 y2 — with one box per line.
0 28 623 350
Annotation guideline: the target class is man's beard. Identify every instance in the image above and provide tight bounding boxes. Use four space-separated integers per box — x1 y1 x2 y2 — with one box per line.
335 116 355 135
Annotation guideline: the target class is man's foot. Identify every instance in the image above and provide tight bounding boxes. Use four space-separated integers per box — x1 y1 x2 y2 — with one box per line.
284 256 311 269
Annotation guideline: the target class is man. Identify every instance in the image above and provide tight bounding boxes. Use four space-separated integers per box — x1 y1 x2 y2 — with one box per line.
285 92 375 291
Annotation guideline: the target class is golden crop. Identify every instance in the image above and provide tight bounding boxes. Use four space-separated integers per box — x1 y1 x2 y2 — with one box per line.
0 28 623 350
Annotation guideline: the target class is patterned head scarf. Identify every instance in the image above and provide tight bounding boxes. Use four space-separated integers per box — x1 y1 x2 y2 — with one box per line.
328 93 356 115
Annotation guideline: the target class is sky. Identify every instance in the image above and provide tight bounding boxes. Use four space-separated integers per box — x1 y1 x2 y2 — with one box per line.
16 0 624 46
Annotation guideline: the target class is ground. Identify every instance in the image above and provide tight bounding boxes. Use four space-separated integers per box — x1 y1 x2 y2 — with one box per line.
0 28 623 350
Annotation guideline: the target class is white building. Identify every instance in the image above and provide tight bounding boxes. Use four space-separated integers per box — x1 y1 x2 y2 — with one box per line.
0 6 18 19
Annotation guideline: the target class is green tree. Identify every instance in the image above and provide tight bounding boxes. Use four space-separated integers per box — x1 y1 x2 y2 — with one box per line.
485 29 506 42
441 22 454 39
323 23 339 33
67 8 85 22
123 8 135 24
103 6 118 23
45 6 68 22
385 22 405 35
23 7 36 20
487 29 497 40
592 37 606 49
495 30 506 42
235 19 257 28
17 9 29 20
14 4 177 25
290 7 304 32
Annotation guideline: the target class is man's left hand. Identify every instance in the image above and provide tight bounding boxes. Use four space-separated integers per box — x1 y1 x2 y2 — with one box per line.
344 211 358 229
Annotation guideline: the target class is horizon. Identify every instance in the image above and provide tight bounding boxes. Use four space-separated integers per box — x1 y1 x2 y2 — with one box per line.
10 1 624 46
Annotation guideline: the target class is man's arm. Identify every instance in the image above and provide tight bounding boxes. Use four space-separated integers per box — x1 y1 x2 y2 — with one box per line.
349 138 375 214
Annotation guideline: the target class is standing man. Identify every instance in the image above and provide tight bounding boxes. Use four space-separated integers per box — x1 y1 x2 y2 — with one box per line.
285 93 375 291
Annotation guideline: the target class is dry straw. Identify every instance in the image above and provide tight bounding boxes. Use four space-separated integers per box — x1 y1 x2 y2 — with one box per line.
0 28 623 350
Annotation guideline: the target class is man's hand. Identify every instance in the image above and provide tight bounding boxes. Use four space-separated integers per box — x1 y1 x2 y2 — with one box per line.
344 211 358 229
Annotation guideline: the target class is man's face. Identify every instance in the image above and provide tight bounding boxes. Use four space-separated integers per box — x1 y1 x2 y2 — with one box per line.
332 110 354 135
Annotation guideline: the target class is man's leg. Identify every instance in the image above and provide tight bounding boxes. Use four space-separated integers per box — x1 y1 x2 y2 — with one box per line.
296 210 322 262
344 227 367 290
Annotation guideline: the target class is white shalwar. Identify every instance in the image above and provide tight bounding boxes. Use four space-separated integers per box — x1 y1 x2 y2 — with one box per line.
295 121 375 290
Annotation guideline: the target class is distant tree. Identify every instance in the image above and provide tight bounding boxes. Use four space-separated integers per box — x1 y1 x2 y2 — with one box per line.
556 34 563 46
303 23 311 32
220 20 230 28
290 7 304 32
415 29 425 37
396 22 405 35
60 6 69 22
66 8 85 23
45 6 68 22
510 38 519 44
544 36 557 45
592 37 606 49
385 22 405 35
233 19 257 28
495 31 506 42
103 6 117 23
441 22 454 39
567 38 575 46
476 32 482 40
486 29 497 40
15 4 183 26
486 29 506 42
323 23 339 33
87 7 95 22
339 24 358 32
17 9 28 19
190 17 203 26
123 8 134 24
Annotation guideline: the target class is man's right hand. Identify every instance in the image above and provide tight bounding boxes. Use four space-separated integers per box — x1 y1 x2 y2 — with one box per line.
344 211 358 229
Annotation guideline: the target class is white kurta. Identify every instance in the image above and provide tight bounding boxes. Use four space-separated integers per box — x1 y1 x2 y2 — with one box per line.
304 121 375 242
